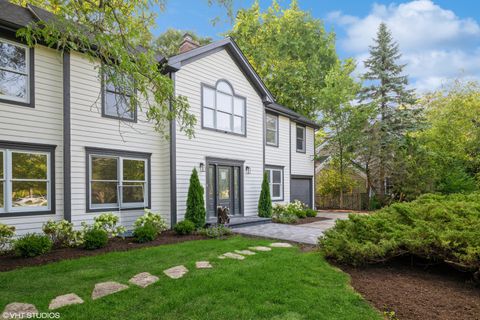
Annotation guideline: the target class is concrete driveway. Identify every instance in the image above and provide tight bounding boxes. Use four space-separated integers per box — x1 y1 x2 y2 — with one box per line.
232 211 354 245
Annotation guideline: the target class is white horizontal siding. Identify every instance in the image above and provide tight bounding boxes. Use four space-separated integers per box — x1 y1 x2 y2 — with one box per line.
0 46 64 235
291 123 315 177
265 115 291 204
69 52 171 229
174 49 264 219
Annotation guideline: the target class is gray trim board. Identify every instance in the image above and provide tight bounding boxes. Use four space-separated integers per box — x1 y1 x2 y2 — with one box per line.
289 119 292 202
169 72 177 226
63 52 71 222
85 147 152 213
0 140 56 217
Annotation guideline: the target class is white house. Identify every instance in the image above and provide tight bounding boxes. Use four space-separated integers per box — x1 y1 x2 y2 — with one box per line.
0 2 318 235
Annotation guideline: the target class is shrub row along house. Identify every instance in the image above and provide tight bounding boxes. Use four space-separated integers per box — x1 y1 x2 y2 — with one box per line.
0 2 318 235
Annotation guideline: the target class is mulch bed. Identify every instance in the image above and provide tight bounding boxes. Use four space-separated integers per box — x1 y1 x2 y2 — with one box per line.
0 231 207 272
338 259 480 320
292 216 330 225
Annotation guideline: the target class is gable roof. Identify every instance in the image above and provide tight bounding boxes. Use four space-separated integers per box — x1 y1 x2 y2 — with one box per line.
167 37 275 103
167 37 319 129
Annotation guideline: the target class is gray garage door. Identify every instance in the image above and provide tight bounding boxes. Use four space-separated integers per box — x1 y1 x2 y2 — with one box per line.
290 177 312 208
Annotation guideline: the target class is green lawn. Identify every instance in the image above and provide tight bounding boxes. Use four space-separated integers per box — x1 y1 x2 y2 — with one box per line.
0 236 380 320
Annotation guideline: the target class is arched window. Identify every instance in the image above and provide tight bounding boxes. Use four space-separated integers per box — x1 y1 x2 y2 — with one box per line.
202 80 246 135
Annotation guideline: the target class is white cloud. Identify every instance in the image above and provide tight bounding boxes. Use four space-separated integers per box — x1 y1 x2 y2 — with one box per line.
328 0 480 92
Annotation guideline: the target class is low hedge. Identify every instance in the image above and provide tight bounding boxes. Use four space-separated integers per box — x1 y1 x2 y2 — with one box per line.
319 193 480 280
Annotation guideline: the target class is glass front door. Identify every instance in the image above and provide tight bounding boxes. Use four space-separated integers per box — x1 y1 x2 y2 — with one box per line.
207 163 242 218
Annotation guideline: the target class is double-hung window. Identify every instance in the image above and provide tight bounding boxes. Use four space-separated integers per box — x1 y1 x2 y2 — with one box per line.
87 148 150 211
202 80 246 135
0 38 33 106
265 167 283 201
266 113 278 146
0 142 55 216
102 71 136 121
296 125 306 153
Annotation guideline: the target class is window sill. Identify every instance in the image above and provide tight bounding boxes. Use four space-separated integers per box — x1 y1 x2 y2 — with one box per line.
86 206 150 213
0 97 34 108
0 209 55 217
201 126 246 137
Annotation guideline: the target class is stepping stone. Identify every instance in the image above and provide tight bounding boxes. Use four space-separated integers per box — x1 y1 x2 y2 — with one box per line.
48 293 84 310
249 246 272 252
221 252 245 260
163 265 188 279
235 249 256 255
218 255 226 259
270 242 293 248
1 303 38 319
196 261 213 269
129 272 159 288
92 281 128 300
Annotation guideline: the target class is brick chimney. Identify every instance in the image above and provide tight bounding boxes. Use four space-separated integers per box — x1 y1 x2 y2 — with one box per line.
179 33 200 53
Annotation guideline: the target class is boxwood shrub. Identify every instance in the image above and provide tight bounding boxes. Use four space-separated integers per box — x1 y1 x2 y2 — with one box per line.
319 192 480 280
133 222 157 243
174 220 196 235
14 234 53 257
83 228 108 250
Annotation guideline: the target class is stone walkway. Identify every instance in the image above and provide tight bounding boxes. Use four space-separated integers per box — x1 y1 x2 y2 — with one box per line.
1 242 294 318
232 211 352 245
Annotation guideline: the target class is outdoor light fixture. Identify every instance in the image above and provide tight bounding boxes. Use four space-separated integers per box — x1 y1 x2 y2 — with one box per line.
199 162 205 172
246 166 251 174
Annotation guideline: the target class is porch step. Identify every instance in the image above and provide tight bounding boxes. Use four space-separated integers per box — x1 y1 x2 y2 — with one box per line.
206 216 272 229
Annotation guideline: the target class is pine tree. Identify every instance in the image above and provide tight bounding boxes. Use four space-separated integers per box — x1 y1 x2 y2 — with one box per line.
258 172 272 217
359 22 419 202
185 168 206 229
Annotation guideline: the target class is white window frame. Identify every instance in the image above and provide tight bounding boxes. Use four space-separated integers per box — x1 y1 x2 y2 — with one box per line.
296 125 306 153
0 38 30 104
266 113 279 146
202 80 246 135
88 154 148 210
265 167 283 201
0 149 51 214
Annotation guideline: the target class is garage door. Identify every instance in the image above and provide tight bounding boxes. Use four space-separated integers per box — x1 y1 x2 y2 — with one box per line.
290 177 312 208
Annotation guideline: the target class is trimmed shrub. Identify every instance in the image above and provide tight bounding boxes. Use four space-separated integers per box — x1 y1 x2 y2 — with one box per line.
305 208 317 217
258 172 272 217
91 213 126 238
0 224 15 254
42 219 82 247
83 228 108 250
185 168 206 229
133 222 157 243
14 234 52 257
134 210 168 235
199 225 232 238
174 220 196 235
319 192 480 279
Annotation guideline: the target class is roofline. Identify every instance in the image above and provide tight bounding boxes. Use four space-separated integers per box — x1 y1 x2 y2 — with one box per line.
265 102 320 129
167 37 275 103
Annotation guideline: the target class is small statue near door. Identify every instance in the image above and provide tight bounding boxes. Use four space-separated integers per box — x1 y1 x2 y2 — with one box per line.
217 206 230 225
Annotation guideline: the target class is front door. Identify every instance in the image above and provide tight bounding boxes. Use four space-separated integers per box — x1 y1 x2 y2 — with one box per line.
217 166 232 213
207 163 242 218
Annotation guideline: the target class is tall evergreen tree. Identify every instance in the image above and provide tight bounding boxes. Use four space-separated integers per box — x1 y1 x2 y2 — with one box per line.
185 168 206 229
258 172 272 218
359 22 419 201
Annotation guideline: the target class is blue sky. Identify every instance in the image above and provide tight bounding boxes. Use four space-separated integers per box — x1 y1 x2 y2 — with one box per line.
153 1 480 91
